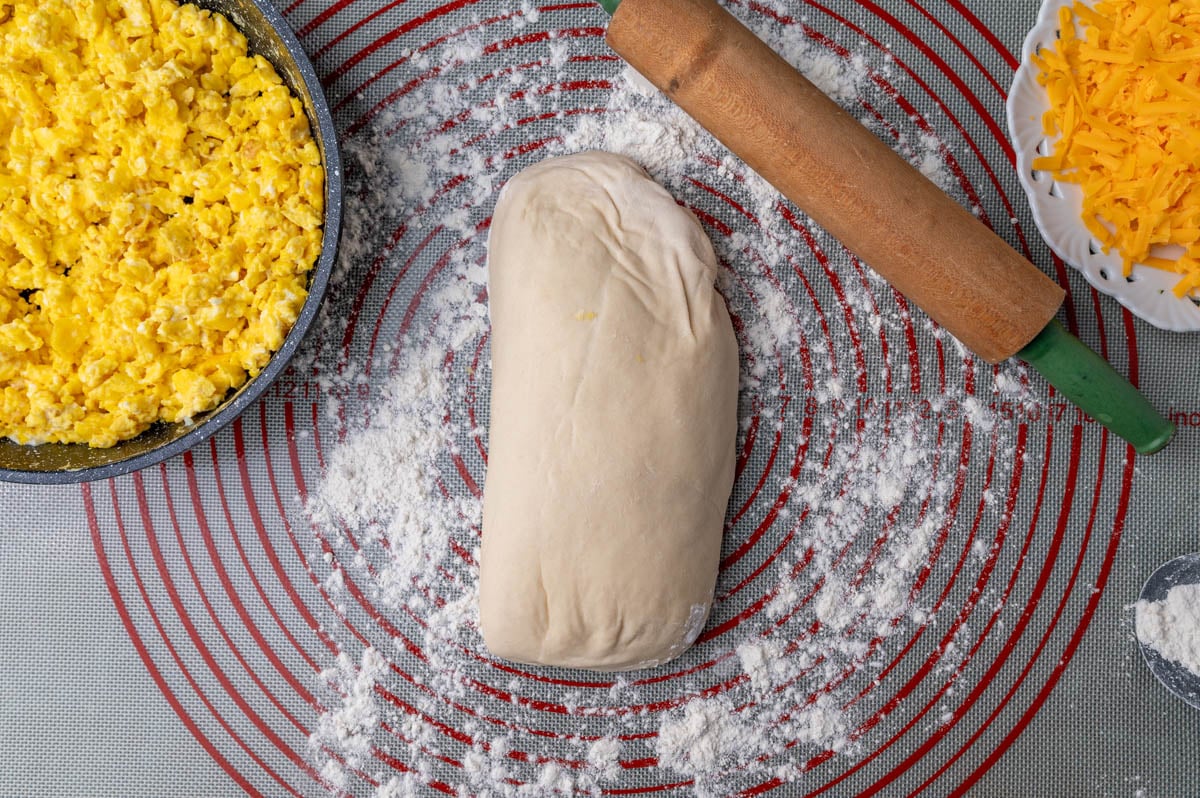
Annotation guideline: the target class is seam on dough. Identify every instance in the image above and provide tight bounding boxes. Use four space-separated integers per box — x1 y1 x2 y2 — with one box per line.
606 251 696 339
609 262 662 324
673 256 696 340
612 602 626 653
593 193 666 327
536 557 550 659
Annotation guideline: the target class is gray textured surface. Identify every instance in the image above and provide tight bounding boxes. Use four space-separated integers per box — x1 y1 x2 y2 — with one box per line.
2 1 1200 796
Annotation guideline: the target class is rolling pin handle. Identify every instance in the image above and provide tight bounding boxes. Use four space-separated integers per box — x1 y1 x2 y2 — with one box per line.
598 0 621 15
1018 320 1175 455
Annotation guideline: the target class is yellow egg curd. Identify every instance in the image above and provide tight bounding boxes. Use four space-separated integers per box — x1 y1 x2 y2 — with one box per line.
0 0 324 447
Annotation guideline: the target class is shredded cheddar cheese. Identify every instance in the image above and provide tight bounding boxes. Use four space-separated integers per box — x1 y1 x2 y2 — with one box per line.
1032 0 1200 296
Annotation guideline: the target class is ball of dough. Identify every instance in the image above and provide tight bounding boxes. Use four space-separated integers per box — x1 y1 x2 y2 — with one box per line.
480 151 739 671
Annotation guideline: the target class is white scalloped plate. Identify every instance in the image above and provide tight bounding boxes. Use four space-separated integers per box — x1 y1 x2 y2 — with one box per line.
1007 0 1200 331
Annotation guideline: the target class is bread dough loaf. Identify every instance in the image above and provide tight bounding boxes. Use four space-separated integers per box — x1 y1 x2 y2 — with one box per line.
480 151 739 671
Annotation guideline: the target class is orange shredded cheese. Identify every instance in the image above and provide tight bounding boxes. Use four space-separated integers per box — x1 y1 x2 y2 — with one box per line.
1032 0 1200 296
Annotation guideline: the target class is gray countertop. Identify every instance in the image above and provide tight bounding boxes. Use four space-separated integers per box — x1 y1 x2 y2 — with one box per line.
2 1 1198 795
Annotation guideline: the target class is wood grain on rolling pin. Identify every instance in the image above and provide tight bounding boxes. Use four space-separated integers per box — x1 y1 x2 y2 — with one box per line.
606 0 1065 363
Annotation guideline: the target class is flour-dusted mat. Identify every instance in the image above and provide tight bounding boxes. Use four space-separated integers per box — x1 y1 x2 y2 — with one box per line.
4 1 1200 796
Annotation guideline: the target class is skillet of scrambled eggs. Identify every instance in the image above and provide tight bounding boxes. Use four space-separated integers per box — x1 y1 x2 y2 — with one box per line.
0 0 324 447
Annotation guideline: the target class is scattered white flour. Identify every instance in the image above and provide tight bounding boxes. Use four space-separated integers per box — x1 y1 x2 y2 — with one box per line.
585 737 622 783
1136 582 1200 677
311 647 390 790
307 352 455 585
737 638 789 694
656 698 768 780
298 1 1019 795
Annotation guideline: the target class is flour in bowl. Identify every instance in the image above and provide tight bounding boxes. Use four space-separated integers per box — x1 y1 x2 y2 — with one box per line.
1136 582 1200 677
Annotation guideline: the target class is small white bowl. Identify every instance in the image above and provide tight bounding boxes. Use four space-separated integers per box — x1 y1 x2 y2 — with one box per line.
1007 0 1200 331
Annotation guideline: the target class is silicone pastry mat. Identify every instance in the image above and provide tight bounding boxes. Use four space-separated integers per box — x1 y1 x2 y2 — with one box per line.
2 1 1200 796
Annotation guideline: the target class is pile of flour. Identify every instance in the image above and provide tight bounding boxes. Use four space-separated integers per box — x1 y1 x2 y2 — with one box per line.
1136 582 1200 677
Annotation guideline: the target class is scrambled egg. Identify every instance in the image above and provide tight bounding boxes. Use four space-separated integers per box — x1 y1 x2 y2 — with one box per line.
0 0 324 447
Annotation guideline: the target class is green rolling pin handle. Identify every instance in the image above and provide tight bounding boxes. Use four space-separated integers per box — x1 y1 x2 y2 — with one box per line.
599 0 621 13
1018 320 1175 455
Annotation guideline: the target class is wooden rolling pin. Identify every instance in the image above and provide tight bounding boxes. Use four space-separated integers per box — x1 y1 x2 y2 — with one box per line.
605 0 1061 362
598 0 1175 453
